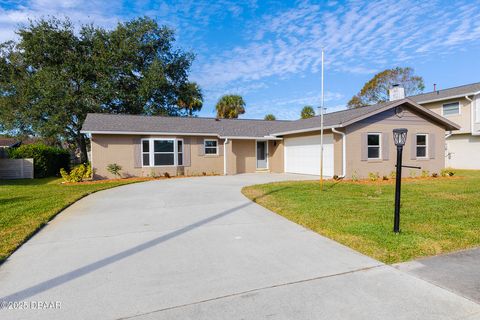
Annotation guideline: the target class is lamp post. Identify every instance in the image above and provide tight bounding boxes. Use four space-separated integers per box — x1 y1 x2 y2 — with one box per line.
393 128 408 233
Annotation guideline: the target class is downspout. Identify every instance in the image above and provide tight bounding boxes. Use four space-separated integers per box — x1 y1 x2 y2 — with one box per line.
331 127 346 178
223 138 229 175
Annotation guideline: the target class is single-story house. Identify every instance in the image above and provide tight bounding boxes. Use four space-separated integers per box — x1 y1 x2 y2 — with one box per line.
0 138 20 159
81 98 459 180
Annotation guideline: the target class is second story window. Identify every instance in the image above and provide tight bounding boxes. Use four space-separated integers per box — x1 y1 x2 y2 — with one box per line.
442 102 460 116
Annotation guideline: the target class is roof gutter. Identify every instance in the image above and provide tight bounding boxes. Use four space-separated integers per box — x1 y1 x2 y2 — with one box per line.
81 130 220 137
331 127 346 178
271 125 339 137
414 92 479 104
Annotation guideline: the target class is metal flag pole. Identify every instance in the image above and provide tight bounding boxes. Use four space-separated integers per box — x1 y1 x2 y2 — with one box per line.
320 48 325 190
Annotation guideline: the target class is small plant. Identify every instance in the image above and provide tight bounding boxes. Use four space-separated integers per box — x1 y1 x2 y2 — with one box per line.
432 172 438 178
382 175 389 181
389 170 396 179
368 172 379 182
421 170 430 178
409 170 417 178
441 167 455 177
107 163 122 178
150 169 158 178
60 163 92 183
351 170 359 182
333 174 339 180
164 172 171 178
202 172 207 176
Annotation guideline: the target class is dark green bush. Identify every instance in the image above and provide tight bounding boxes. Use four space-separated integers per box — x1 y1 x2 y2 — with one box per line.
8 144 70 178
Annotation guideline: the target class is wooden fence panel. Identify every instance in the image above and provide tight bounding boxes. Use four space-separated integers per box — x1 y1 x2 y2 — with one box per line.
0 159 34 179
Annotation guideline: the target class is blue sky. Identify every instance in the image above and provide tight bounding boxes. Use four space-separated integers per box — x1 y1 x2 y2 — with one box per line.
1 0 480 119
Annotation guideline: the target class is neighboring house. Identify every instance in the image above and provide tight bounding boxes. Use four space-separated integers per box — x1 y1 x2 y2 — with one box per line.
408 82 480 169
0 138 20 159
82 99 459 180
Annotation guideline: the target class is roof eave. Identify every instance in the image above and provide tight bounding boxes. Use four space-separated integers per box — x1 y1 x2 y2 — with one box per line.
338 99 461 131
81 130 220 137
412 91 479 104
271 125 339 137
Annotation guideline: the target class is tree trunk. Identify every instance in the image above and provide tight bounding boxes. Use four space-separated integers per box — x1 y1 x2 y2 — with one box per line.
76 133 88 164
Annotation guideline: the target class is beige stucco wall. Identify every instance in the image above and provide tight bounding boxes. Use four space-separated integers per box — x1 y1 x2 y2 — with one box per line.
344 107 446 179
268 140 284 173
420 97 471 134
187 137 224 176
232 139 256 174
225 139 284 174
91 134 224 179
91 134 284 178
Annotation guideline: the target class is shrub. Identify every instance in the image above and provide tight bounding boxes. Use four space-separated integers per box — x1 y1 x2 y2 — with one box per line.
382 175 389 181
333 174 339 180
107 163 122 178
389 170 396 179
149 169 158 178
441 167 455 177
60 163 92 182
409 170 417 178
8 143 70 178
421 170 430 178
368 172 379 181
351 170 359 182
432 172 438 178
164 172 171 178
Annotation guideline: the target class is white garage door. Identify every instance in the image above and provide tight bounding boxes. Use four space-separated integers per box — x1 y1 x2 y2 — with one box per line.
284 134 334 176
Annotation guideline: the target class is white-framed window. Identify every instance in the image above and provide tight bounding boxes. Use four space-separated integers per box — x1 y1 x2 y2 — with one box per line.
204 139 218 155
142 140 150 166
141 138 182 167
177 139 183 166
442 102 460 116
153 139 175 166
416 134 428 158
367 133 381 160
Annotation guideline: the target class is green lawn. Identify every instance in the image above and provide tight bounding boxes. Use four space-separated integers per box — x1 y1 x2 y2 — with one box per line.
242 170 480 264
0 178 141 263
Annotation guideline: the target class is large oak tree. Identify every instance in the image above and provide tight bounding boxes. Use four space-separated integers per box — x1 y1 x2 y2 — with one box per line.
0 17 201 162
347 67 424 108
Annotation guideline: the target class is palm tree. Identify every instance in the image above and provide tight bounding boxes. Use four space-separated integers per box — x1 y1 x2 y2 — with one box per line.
177 82 203 116
215 95 246 119
264 114 276 121
301 105 315 119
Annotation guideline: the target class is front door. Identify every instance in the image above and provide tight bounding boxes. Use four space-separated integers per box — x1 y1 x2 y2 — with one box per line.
256 141 268 169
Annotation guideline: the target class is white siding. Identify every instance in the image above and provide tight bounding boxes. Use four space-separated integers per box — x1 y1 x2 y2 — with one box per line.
446 135 480 169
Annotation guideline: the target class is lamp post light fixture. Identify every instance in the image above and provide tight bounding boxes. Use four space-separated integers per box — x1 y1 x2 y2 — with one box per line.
392 128 408 233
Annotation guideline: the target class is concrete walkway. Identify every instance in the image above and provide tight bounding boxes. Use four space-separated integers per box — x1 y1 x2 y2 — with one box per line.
0 174 479 320
395 248 480 304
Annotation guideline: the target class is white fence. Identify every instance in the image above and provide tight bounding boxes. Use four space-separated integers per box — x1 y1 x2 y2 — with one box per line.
0 158 34 179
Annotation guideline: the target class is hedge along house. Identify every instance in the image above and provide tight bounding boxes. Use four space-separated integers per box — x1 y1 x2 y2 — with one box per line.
81 98 459 180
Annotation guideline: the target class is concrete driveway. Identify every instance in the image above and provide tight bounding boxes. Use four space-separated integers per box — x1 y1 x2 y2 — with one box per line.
0 174 479 320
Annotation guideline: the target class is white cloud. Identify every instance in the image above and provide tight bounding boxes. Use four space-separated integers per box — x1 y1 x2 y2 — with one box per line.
194 0 480 91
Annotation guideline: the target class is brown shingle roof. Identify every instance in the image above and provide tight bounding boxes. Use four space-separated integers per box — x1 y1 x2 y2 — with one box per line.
409 82 480 103
81 98 460 137
0 138 19 147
